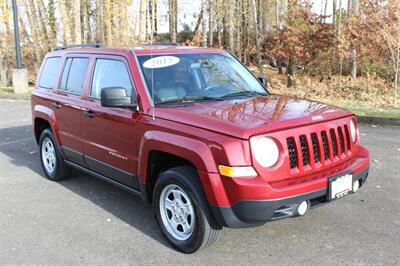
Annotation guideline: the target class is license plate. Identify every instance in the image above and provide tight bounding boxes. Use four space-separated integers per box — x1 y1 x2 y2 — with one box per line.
329 173 353 200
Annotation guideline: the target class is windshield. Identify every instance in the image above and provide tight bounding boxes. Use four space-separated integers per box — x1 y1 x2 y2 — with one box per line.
137 53 268 105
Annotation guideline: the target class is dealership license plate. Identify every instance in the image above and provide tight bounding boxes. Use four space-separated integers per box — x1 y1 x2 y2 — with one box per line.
329 173 353 200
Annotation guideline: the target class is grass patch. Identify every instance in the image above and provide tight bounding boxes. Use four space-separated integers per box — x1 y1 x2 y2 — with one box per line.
332 102 400 119
0 87 33 99
0 87 14 94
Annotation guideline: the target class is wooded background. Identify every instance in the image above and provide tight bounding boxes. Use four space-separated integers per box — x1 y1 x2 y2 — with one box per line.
0 0 399 108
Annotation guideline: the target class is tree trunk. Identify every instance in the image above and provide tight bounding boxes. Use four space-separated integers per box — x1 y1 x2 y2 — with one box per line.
139 0 147 42
275 0 280 30
250 0 262 74
208 0 214 47
333 0 336 25
349 0 358 79
95 0 104 43
103 0 111 45
150 0 158 39
287 56 296 87
201 0 207 47
228 0 235 52
169 0 178 43
36 0 51 50
47 0 57 45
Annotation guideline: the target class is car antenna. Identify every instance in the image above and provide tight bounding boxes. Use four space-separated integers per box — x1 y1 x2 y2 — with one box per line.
150 19 155 121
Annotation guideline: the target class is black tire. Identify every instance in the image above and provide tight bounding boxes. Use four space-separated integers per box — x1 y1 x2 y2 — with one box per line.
38 128 72 181
153 166 221 253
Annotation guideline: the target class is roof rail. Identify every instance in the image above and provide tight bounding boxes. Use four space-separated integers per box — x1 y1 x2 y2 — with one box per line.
54 43 104 51
144 42 180 46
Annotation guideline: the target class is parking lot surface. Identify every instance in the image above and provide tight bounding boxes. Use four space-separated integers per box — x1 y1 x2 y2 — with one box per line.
1 98 399 265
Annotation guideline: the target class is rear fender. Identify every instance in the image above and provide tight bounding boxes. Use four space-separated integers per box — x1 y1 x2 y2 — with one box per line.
33 105 61 146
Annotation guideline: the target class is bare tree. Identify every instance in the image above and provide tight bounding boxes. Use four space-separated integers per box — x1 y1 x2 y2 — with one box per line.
228 0 235 52
139 0 147 42
169 0 178 43
349 0 359 79
250 0 262 74
208 0 214 47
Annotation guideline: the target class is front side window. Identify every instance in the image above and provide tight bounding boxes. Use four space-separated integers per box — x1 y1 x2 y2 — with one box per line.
137 53 267 105
38 57 61 89
91 59 133 99
60 57 89 95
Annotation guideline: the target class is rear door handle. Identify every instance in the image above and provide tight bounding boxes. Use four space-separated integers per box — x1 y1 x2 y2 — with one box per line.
51 102 61 109
83 110 96 118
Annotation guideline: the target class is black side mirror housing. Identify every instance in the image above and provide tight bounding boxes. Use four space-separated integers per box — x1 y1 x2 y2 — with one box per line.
258 76 268 89
101 87 137 109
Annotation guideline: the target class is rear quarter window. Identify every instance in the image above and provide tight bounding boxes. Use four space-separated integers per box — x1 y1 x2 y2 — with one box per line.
38 57 61 89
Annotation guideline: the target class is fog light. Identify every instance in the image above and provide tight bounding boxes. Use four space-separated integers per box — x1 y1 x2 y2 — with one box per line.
297 201 308 216
353 180 360 193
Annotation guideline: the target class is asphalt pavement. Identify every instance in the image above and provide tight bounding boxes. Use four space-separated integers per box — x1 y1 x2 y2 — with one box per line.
0 98 399 265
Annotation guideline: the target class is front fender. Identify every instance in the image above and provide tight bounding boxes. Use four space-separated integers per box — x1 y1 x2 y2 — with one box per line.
138 130 218 183
33 104 61 146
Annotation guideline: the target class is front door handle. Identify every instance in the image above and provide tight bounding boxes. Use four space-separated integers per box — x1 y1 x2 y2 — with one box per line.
51 102 61 109
83 110 96 118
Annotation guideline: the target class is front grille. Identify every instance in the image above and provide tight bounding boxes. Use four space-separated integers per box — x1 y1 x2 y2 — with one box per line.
286 124 352 169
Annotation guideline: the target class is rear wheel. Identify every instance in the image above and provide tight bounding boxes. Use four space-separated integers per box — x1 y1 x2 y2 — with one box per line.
39 129 71 181
154 166 221 253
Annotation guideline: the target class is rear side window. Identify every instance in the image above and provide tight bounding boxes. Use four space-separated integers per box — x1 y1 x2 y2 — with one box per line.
60 57 89 95
90 59 133 98
38 57 61 89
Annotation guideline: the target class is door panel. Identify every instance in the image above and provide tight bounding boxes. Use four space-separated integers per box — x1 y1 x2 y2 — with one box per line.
81 56 140 189
54 57 90 164
81 102 140 188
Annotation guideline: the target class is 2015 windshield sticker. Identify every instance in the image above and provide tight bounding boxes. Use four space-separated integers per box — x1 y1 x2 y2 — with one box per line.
143 56 180 69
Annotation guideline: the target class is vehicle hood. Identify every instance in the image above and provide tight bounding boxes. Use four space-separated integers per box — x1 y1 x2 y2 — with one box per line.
153 95 353 139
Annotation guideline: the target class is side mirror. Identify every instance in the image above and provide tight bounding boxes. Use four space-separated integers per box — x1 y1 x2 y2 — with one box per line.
258 76 268 88
101 87 137 109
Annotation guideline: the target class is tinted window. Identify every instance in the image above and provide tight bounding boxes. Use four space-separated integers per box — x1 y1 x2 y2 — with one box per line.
38 57 61 89
91 59 133 98
60 57 89 95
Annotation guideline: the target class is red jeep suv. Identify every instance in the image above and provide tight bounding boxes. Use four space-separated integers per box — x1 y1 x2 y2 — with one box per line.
32 44 370 253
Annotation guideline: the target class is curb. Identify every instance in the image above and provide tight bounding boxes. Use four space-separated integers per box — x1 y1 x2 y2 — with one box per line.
357 115 400 127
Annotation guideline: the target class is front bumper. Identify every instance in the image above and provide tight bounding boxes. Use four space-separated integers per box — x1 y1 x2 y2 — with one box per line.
211 167 369 228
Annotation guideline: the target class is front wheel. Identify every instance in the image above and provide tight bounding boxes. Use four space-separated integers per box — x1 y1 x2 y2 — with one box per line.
154 166 221 253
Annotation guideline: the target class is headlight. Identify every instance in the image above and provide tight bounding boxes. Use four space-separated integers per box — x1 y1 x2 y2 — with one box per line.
349 119 357 143
251 137 280 167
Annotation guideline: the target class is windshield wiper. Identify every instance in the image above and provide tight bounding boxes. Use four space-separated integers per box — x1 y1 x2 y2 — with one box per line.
156 96 223 105
219 91 268 99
